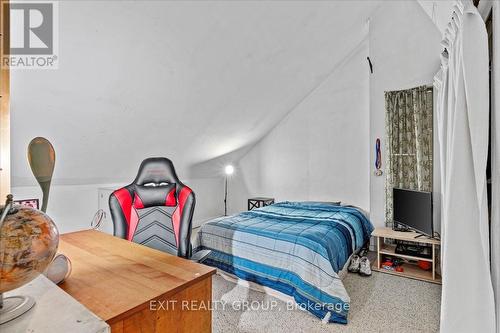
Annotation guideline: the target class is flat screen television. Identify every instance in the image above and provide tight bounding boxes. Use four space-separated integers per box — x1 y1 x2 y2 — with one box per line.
393 188 433 237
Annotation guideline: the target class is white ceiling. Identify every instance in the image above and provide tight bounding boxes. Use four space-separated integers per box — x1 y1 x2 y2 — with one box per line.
12 1 382 185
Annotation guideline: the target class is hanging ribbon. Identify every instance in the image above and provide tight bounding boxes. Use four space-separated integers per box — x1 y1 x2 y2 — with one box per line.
375 138 382 176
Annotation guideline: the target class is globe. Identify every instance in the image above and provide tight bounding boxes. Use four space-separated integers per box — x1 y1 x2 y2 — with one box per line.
0 205 59 293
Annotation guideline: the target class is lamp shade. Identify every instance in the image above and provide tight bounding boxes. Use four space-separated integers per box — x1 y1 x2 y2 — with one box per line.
225 165 234 175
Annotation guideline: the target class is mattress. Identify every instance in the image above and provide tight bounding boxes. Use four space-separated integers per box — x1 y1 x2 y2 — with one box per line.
196 201 373 324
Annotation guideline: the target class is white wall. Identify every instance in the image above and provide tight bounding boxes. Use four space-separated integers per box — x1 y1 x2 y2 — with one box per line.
368 2 442 228
10 1 443 232
229 40 370 213
10 1 379 233
12 184 106 234
229 1 442 228
417 0 456 34
12 177 223 234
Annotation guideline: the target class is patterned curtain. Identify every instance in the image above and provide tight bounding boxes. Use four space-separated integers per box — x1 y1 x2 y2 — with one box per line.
385 86 433 227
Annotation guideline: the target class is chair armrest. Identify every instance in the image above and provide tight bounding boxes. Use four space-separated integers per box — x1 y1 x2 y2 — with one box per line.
190 249 211 263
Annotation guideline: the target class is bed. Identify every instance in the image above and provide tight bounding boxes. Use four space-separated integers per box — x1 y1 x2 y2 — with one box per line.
196 201 373 324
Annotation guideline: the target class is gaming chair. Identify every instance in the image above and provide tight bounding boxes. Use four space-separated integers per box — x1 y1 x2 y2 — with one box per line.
109 157 210 262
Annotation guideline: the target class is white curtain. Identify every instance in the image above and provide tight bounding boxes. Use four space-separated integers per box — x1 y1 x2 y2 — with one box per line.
492 3 500 333
434 1 496 332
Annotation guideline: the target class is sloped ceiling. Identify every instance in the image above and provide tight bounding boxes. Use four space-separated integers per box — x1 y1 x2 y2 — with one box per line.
11 1 380 185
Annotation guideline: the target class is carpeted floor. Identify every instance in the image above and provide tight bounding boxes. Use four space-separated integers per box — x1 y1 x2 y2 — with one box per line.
212 271 441 333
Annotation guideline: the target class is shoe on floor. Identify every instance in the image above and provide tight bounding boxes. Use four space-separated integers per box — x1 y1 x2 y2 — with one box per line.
359 257 372 276
348 255 361 272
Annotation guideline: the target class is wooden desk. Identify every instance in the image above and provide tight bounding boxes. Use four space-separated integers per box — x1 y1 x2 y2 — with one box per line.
58 230 216 333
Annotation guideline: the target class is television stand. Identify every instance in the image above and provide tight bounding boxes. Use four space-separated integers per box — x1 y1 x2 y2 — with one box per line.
371 227 441 284
414 233 434 240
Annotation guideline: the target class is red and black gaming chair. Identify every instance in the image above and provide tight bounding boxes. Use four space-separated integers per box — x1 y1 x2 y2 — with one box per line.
109 157 210 262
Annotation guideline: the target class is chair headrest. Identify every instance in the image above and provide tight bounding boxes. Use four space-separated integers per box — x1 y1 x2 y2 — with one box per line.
133 157 182 186
133 183 177 208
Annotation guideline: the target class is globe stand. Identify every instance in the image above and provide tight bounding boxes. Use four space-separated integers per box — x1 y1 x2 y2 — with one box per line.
0 293 35 325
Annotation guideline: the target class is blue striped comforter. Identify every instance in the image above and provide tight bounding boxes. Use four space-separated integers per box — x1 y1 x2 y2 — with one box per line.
197 201 373 324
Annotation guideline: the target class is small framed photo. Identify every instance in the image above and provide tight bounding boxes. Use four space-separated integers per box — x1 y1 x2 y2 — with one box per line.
14 199 40 210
